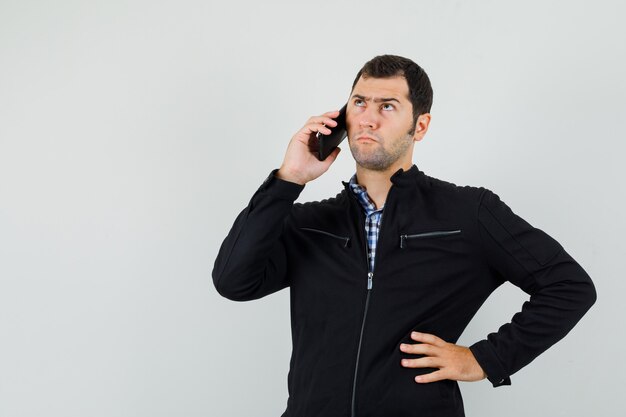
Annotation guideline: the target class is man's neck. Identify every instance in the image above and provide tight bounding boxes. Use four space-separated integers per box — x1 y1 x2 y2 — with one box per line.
355 160 413 209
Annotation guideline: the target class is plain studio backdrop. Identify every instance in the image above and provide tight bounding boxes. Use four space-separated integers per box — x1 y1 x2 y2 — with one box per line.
0 0 624 416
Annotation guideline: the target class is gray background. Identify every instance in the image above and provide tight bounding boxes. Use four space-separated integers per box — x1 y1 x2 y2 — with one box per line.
0 0 624 416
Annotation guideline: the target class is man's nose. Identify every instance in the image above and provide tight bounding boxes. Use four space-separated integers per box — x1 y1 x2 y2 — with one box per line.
358 110 379 130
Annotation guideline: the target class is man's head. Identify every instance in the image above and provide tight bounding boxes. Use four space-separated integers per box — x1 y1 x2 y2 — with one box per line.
346 55 433 172
351 55 433 131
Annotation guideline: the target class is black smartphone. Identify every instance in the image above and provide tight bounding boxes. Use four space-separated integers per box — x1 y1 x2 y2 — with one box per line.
313 104 347 161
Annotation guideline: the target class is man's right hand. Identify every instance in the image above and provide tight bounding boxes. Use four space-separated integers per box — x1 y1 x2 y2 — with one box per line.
275 110 343 185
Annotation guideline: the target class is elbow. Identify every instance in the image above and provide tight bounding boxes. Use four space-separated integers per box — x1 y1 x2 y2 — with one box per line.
213 273 242 301
548 254 598 315
566 274 597 318
213 277 236 301
582 279 598 311
574 263 597 313
212 269 259 302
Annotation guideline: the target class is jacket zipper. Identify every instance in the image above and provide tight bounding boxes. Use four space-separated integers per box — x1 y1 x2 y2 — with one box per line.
300 227 351 248
351 271 372 417
350 200 388 417
399 229 461 249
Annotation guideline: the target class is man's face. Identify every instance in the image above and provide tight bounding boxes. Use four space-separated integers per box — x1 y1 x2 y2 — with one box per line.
346 75 424 171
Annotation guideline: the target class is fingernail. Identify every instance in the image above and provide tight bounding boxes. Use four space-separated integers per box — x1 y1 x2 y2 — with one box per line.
415 376 423 382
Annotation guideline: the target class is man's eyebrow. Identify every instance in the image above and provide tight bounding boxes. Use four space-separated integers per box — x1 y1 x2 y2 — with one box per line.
351 94 401 103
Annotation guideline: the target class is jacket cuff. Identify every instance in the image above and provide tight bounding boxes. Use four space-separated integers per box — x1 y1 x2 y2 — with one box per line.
258 168 305 200
469 340 512 387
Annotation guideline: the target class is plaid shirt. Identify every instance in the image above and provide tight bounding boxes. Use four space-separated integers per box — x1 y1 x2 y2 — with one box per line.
348 174 385 273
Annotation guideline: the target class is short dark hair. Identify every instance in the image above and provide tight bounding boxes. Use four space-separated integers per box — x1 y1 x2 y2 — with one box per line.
351 54 433 127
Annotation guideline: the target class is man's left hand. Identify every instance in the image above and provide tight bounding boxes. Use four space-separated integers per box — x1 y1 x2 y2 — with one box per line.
400 331 487 383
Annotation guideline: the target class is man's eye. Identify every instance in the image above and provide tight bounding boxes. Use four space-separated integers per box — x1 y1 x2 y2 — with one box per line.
354 99 365 107
382 103 394 111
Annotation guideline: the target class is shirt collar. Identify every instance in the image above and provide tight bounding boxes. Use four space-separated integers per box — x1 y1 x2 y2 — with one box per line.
348 174 384 212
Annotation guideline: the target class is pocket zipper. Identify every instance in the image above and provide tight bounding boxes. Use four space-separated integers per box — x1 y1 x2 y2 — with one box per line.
301 227 351 248
400 229 461 249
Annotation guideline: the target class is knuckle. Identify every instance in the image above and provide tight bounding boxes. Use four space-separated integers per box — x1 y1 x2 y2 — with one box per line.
401 343 413 352
421 345 433 355
417 374 431 383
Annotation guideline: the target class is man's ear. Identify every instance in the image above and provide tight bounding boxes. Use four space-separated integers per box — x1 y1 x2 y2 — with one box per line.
413 113 431 141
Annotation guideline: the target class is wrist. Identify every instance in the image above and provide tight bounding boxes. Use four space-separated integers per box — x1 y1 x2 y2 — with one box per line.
276 167 306 185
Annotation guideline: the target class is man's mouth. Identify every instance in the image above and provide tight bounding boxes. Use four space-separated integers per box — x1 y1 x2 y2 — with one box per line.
357 135 377 142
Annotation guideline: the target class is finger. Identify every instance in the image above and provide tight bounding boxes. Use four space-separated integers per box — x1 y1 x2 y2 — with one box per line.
401 356 440 369
301 122 332 136
410 331 446 347
308 116 338 128
321 109 341 118
415 370 446 384
399 343 436 356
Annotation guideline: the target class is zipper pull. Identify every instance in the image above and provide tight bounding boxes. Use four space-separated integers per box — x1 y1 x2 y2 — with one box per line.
400 235 407 249
367 272 373 290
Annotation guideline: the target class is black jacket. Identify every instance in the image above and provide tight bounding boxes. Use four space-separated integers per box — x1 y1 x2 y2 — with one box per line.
212 165 597 417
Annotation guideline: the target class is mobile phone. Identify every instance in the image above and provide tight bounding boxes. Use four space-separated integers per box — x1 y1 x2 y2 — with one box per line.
314 104 347 161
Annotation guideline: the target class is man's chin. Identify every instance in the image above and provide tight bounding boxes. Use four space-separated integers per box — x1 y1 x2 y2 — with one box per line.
352 154 393 172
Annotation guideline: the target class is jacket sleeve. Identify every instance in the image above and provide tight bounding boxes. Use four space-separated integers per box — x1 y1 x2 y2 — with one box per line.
212 169 305 301
469 188 597 387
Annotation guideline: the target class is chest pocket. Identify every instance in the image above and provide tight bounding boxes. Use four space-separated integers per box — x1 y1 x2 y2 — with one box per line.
300 227 351 248
399 229 462 249
391 228 466 290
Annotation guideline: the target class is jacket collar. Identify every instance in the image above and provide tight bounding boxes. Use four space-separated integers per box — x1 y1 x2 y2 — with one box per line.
341 164 424 192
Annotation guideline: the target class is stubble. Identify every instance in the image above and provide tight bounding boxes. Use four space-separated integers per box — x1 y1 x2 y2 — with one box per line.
348 129 414 171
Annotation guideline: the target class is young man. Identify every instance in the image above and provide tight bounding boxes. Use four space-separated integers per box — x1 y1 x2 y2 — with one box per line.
212 55 597 417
